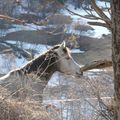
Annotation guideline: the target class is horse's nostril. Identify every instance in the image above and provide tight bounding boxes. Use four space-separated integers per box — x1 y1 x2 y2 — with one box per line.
76 72 83 77
80 71 83 75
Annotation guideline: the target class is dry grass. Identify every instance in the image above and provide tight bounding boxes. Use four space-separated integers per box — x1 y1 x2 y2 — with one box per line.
0 99 52 120
0 74 60 120
44 71 115 120
0 64 115 120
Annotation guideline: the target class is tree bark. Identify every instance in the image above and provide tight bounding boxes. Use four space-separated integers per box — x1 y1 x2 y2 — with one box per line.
111 0 120 119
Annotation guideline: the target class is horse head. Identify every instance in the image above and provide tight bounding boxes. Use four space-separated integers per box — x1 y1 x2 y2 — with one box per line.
52 41 82 77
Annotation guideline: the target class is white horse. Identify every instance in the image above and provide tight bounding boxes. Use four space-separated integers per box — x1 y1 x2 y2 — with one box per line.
0 42 82 101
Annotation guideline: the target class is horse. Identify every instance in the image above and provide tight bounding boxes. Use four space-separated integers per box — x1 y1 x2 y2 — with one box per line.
0 41 82 101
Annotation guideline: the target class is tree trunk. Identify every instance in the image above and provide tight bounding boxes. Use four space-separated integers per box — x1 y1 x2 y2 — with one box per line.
111 0 120 119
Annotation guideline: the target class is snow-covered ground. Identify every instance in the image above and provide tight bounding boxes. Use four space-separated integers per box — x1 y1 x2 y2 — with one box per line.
61 2 111 38
0 1 111 38
0 24 55 37
0 1 111 39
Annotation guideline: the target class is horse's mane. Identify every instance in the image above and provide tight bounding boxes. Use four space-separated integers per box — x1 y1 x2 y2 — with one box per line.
1 44 61 80
20 44 60 75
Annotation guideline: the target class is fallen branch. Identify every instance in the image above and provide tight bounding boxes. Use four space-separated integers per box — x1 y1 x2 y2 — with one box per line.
81 59 112 72
0 48 13 54
0 15 25 24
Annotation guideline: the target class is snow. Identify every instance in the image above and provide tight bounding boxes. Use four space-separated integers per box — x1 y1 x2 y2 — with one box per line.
6 40 51 53
15 56 27 68
71 49 84 53
48 72 61 87
96 1 110 8
0 1 111 39
89 24 110 38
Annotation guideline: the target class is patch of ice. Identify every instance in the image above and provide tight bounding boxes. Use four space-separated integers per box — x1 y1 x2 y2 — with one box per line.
71 49 84 53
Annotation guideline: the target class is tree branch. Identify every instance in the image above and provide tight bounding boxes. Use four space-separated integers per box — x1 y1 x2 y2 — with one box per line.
0 15 25 24
88 21 111 30
91 0 111 29
91 0 110 22
65 7 101 20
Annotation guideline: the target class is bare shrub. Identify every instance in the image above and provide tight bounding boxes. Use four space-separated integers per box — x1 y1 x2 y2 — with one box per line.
0 70 114 120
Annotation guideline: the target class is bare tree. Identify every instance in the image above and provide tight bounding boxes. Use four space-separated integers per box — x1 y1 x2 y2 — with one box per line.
111 0 120 119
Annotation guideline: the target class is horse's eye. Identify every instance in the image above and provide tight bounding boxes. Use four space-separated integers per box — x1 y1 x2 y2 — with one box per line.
63 48 67 53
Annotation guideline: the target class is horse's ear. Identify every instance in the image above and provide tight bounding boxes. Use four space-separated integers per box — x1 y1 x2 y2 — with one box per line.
61 41 66 48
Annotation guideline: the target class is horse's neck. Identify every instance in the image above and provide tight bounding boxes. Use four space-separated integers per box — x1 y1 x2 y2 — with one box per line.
0 52 59 101
22 51 58 81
